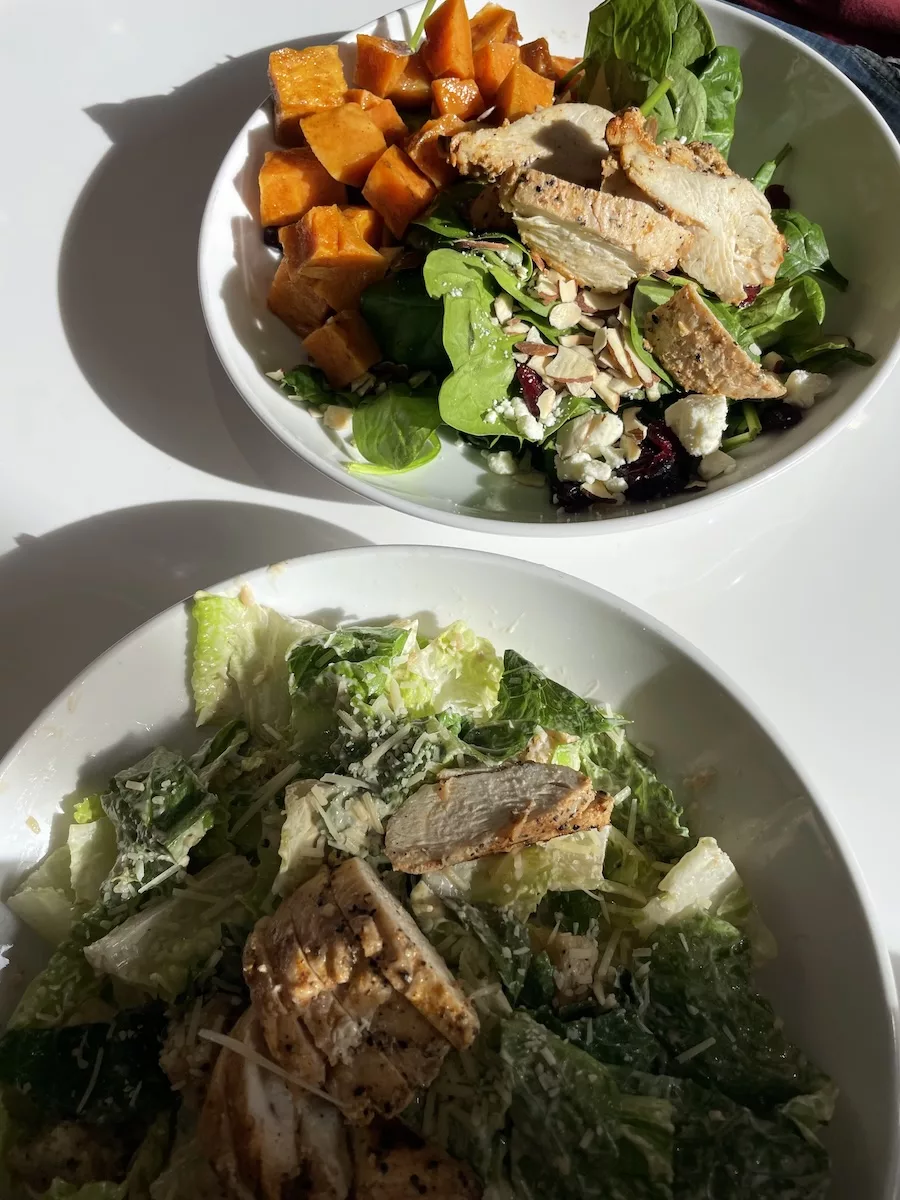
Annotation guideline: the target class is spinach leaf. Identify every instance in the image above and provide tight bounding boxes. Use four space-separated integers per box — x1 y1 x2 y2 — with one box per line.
580 731 691 863
615 1069 831 1200
0 1006 171 1124
502 1013 675 1200
738 276 825 350
582 0 676 94
786 339 874 372
348 436 441 476
352 384 442 472
772 210 848 291
694 46 742 154
423 248 518 437
442 897 533 1002
478 248 552 319
360 272 448 372
276 364 348 405
667 63 708 141
642 916 830 1112
751 142 791 191
630 276 678 383
410 182 484 244
669 0 716 67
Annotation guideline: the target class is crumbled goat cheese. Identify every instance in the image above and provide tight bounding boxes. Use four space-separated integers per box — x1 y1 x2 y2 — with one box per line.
664 394 728 457
698 449 737 481
784 370 830 409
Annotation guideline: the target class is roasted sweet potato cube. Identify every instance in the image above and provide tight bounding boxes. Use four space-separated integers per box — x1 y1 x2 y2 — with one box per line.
303 310 382 388
300 104 387 187
422 0 474 80
520 38 555 80
386 51 433 109
281 205 386 274
362 146 437 238
344 89 409 143
469 3 521 49
268 259 331 337
258 148 348 227
431 78 485 120
340 205 385 247
551 54 583 85
493 60 554 122
473 42 519 101
405 115 467 187
268 46 347 145
354 35 411 98
306 247 394 311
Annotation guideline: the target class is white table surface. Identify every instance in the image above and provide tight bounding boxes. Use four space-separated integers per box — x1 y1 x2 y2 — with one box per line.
1 0 898 992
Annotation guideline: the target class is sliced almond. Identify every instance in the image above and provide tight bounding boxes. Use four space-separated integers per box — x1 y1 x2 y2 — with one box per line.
623 341 655 387
592 328 609 355
581 288 627 312
604 326 639 380
566 380 595 398
558 333 593 348
504 319 529 337
545 347 596 383
578 314 606 333
549 301 583 330
537 387 557 419
592 372 621 411
558 278 578 304
515 341 555 356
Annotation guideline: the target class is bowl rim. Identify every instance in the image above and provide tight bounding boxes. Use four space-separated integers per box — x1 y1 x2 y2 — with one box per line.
198 0 900 536
1 543 898 1188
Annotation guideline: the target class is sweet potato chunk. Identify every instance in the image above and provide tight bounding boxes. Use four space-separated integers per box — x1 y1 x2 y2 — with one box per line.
303 310 382 388
473 42 519 101
258 148 348 227
344 89 409 143
281 205 386 276
354 36 413 98
268 259 331 338
306 246 394 311
406 115 467 187
300 104 386 187
340 205 385 248
386 51 433 109
469 3 521 49
268 46 347 146
422 0 474 80
431 78 484 120
362 146 437 238
493 60 554 122
551 54 583 86
519 38 555 80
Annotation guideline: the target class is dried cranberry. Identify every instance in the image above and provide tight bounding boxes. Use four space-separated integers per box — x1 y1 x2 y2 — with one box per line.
759 403 803 432
618 421 691 503
263 225 283 251
515 363 544 416
738 285 761 309
765 184 791 209
552 479 596 513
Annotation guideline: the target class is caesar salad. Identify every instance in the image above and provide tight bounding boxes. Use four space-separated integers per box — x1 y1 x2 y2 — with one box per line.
0 594 835 1198
260 0 871 509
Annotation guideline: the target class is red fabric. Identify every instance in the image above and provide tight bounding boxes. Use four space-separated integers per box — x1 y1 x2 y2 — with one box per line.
736 0 900 54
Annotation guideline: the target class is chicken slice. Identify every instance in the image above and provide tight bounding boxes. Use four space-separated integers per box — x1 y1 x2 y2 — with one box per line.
295 1092 354 1199
500 169 690 292
605 108 785 304
643 283 786 399
352 1121 482 1200
244 919 328 1086
384 761 605 873
366 991 451 1088
289 868 360 989
450 102 613 184
331 857 479 1052
328 1042 416 1125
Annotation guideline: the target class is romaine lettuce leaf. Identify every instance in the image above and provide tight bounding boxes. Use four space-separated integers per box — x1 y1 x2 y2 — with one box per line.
68 817 118 905
394 621 502 719
542 1006 665 1073
83 856 254 1001
637 837 740 934
641 916 829 1111
190 591 325 733
6 846 78 946
440 896 533 1002
501 1013 675 1199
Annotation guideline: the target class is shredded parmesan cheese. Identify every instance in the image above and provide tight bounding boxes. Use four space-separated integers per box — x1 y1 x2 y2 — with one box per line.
76 1048 105 1114
676 1036 716 1064
197 1029 341 1107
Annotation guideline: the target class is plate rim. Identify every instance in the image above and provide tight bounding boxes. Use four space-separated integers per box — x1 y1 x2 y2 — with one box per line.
2 543 898 1190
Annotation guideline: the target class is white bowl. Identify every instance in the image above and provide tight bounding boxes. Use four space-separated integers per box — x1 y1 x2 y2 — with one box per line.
199 0 900 534
0 546 896 1194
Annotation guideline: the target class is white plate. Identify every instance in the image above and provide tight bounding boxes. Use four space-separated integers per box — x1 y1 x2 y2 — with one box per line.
199 0 900 534
0 545 896 1194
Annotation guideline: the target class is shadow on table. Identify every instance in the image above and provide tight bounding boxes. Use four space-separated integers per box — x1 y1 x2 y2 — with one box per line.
0 500 368 755
57 34 366 503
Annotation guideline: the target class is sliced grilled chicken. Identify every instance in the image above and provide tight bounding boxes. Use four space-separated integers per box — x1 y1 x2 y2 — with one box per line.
385 761 608 873
331 857 479 1052
366 992 451 1087
295 1093 354 1200
644 283 787 399
289 868 360 990
605 108 785 304
500 169 690 292
352 1122 482 1200
450 102 613 184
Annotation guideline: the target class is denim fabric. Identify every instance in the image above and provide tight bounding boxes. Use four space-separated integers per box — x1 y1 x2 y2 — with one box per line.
728 7 900 137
